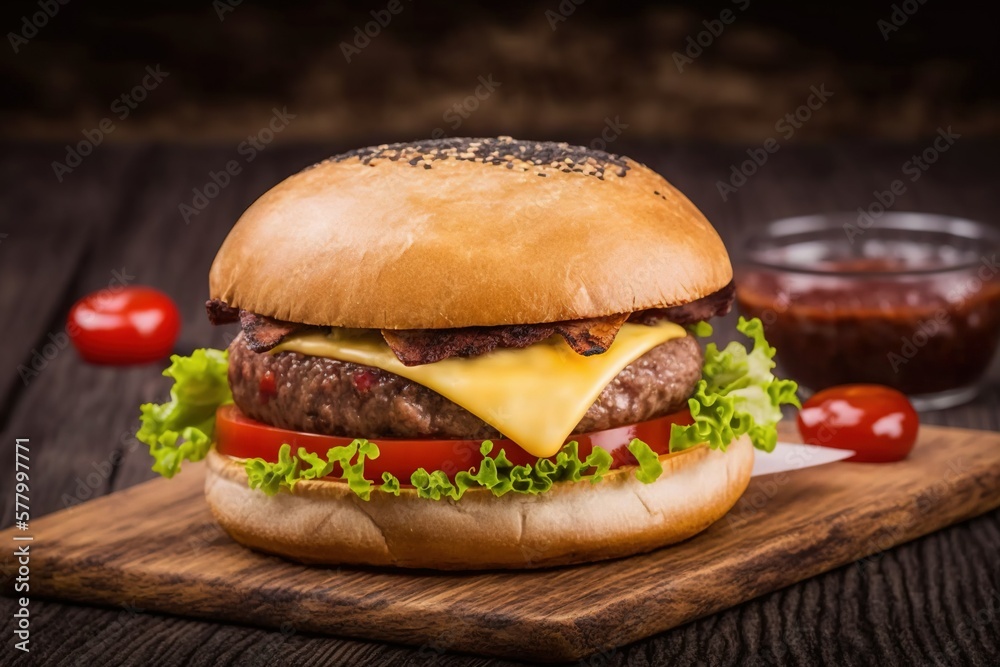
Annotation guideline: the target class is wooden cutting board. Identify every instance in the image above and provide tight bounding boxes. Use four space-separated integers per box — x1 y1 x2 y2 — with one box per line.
3 424 1000 662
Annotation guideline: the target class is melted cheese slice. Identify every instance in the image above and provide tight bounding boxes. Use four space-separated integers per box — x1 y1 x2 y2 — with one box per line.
273 321 686 458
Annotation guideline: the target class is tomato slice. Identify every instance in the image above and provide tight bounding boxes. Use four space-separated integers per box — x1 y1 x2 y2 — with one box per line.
215 404 694 483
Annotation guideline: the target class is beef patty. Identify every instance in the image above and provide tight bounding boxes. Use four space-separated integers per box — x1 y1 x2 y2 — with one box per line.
227 332 703 440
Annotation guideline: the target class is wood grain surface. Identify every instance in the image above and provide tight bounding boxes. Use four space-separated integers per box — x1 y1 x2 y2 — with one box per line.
1 424 998 662
1 142 999 665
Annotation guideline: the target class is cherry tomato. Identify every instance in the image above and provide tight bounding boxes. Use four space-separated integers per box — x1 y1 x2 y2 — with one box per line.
68 286 181 365
797 384 918 462
214 404 695 483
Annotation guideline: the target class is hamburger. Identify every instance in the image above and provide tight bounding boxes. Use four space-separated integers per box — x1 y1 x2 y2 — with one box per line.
137 137 798 569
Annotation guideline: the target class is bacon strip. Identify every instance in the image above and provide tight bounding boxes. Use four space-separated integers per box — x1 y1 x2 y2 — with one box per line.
553 313 629 357
382 313 630 366
205 299 308 352
205 298 240 325
628 281 735 325
239 311 309 352
206 281 735 363
382 325 553 366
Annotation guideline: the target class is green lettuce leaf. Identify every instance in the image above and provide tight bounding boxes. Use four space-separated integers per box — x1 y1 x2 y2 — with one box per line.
689 321 714 338
670 316 799 453
243 439 626 502
380 472 402 496
137 348 232 477
247 440 381 500
245 444 300 495
412 440 615 501
628 439 663 483
328 439 379 500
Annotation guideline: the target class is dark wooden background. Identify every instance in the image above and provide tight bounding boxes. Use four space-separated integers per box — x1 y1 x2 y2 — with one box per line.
1 141 999 666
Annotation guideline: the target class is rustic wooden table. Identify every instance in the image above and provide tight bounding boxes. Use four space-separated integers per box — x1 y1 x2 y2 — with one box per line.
1 141 998 666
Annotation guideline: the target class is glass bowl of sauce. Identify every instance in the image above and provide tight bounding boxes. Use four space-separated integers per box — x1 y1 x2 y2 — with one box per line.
735 212 1000 410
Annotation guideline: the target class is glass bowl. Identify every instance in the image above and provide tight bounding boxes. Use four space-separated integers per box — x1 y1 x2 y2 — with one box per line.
735 212 1000 410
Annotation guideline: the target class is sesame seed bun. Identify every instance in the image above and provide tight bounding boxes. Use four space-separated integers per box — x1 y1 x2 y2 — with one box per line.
208 137 732 329
203 436 754 570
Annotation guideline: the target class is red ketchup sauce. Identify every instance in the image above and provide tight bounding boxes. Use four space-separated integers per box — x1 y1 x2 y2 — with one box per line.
736 258 1000 397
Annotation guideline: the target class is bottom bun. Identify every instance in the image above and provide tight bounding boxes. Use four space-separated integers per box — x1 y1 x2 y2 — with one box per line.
204 435 754 570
